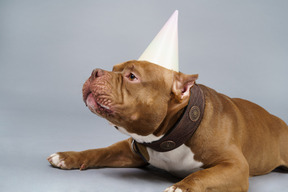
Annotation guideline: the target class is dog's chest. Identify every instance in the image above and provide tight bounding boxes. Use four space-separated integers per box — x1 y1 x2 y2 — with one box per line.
146 144 203 177
116 126 203 176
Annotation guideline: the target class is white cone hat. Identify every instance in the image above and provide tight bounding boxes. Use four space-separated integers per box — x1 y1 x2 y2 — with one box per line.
138 10 179 72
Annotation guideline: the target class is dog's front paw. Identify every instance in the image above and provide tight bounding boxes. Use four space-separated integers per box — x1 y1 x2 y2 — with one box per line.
47 152 87 170
164 182 202 192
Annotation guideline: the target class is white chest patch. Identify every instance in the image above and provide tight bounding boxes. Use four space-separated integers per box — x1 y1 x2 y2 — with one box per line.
147 144 203 178
111 123 203 177
116 126 163 143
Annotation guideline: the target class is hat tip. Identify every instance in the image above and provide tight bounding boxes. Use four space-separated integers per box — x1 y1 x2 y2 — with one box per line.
138 10 179 72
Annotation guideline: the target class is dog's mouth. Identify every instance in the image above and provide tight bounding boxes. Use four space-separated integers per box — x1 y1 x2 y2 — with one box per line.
85 92 113 115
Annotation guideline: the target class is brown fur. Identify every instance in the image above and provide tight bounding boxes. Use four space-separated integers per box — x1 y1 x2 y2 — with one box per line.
48 60 288 192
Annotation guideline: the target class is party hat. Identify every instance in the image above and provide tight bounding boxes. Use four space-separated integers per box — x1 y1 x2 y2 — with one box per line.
138 10 179 72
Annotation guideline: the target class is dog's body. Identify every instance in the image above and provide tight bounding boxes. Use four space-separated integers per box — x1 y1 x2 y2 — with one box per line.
48 60 288 192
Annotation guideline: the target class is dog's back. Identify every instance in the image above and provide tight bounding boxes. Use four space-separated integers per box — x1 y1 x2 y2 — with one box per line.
198 84 288 176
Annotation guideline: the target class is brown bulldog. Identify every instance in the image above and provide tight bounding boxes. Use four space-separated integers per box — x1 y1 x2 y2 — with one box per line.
48 60 288 192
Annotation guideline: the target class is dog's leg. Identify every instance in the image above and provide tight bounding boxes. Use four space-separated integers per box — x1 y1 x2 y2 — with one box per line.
47 138 146 170
165 154 249 192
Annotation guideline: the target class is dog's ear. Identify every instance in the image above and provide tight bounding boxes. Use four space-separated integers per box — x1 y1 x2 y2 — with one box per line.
172 72 198 102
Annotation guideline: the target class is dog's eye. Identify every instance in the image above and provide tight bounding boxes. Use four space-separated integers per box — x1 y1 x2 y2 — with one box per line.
127 73 137 81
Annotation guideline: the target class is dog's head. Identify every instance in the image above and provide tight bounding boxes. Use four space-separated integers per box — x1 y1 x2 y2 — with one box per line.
82 60 198 137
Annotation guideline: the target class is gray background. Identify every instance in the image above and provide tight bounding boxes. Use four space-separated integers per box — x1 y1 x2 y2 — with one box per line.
1 0 287 191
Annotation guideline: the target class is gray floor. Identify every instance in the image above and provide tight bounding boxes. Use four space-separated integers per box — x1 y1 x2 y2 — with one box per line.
1 0 288 191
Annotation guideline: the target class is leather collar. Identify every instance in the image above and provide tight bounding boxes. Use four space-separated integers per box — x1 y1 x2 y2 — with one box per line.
134 84 205 152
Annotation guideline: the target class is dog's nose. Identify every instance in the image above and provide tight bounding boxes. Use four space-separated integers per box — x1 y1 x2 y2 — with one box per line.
91 68 104 78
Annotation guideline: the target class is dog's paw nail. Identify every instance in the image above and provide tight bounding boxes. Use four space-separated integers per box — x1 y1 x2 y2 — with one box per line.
47 153 57 164
80 164 87 170
47 153 56 161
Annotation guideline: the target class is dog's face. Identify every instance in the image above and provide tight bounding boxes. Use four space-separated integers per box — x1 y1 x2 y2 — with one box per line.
82 60 198 136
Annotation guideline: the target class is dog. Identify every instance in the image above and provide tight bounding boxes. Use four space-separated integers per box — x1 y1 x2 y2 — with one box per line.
48 60 288 192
